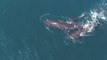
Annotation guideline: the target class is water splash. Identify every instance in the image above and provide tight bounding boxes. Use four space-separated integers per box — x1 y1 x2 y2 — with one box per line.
42 0 107 43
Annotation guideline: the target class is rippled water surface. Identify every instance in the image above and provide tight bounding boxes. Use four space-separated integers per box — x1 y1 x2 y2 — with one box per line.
0 0 107 60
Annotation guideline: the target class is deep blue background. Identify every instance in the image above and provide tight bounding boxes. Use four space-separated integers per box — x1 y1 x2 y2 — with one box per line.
0 0 107 60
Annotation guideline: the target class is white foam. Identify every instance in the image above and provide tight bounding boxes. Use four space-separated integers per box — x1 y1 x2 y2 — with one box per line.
52 22 58 25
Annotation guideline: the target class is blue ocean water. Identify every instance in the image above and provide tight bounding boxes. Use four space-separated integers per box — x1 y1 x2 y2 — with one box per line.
0 0 107 60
